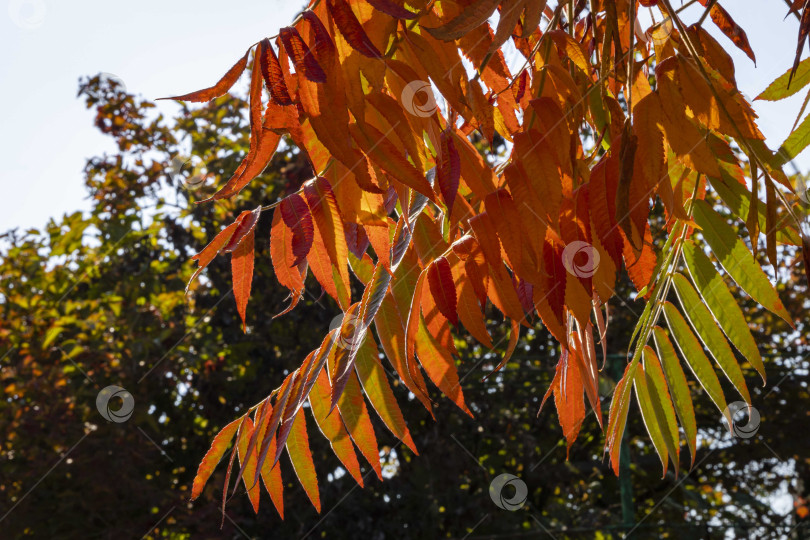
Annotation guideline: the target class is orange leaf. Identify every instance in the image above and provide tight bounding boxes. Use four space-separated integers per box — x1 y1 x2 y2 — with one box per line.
188 206 260 291
191 417 242 500
309 369 365 486
223 206 262 253
415 317 473 417
210 102 282 200
552 351 586 457
231 230 255 332
236 417 261 513
449 252 493 348
349 122 435 201
188 221 240 291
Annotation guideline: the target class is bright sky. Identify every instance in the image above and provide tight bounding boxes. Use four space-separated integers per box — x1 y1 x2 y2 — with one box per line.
1 0 807 233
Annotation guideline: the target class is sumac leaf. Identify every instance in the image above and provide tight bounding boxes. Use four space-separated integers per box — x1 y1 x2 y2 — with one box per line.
280 26 327 83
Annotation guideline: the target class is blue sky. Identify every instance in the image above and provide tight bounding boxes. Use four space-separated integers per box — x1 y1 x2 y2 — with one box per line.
1 0 807 233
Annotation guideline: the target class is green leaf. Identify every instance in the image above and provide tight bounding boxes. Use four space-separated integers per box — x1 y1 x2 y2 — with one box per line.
663 302 730 422
653 327 697 466
776 110 810 165
43 326 64 349
708 174 802 246
633 362 669 476
682 240 766 382
642 346 681 471
692 200 792 324
671 273 751 404
756 56 810 101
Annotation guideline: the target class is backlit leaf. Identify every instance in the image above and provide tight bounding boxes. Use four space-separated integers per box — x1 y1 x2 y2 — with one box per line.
692 200 792 324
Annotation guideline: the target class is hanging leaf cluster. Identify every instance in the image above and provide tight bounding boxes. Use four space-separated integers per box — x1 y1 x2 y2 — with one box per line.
161 0 810 517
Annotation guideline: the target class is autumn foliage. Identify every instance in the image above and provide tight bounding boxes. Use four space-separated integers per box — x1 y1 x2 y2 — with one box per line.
160 0 810 519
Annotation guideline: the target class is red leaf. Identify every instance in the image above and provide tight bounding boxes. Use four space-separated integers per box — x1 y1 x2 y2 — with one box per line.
300 11 335 57
344 222 371 259
270 208 306 314
437 130 461 213
364 0 418 19
260 38 293 105
231 230 255 332
327 0 382 58
158 48 249 102
514 69 529 105
543 230 568 328
279 26 327 83
224 206 261 253
280 194 315 266
427 257 458 326
791 0 810 86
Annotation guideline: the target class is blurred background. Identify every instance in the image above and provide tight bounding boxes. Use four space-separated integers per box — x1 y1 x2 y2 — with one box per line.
1 0 810 538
